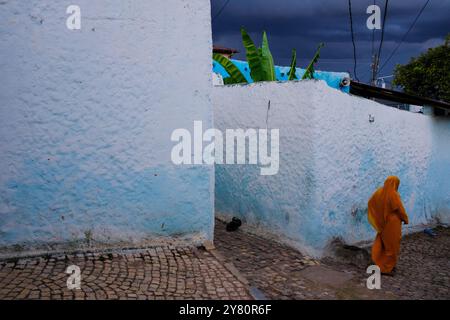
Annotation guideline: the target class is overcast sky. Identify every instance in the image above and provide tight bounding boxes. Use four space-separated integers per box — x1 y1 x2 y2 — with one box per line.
211 0 450 83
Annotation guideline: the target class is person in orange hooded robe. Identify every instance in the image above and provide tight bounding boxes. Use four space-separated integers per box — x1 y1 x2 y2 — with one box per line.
368 176 409 274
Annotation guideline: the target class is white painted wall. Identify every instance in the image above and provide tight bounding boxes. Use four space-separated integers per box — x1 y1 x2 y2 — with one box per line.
0 0 214 253
214 81 450 257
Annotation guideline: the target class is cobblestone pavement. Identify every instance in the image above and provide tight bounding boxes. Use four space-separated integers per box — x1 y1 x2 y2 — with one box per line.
1 223 448 300
215 220 450 300
367 226 450 299
0 246 251 300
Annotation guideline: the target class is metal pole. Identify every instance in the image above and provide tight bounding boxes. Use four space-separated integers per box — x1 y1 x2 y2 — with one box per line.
371 54 379 86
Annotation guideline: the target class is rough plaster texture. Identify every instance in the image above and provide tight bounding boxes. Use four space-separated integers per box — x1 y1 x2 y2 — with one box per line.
0 0 214 252
213 81 450 257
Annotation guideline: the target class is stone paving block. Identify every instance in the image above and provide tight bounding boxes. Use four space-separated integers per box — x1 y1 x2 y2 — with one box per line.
0 245 252 300
1 222 448 300
297 266 354 287
215 220 450 300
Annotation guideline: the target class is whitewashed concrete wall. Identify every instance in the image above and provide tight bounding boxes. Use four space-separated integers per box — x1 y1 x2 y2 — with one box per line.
0 0 214 254
213 81 450 257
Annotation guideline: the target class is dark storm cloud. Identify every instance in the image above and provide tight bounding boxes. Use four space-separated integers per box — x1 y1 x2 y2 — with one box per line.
211 0 450 83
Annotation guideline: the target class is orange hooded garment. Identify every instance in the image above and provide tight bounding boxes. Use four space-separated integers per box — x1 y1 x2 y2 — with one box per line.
368 176 409 273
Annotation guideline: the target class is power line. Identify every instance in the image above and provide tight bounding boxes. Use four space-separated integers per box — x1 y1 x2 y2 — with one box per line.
212 0 231 23
378 0 431 73
371 0 376 58
374 0 389 80
348 0 360 82
370 0 377 85
376 0 389 60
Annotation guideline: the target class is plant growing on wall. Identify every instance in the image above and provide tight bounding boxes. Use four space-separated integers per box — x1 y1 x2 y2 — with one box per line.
241 28 277 82
212 52 248 84
213 28 324 84
288 49 298 81
302 43 324 80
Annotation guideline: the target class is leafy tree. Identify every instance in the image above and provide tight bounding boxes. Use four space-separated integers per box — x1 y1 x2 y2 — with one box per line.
393 35 450 102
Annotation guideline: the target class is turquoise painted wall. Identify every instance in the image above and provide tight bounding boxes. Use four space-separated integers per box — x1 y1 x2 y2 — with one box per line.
0 0 214 252
213 81 450 257
213 59 350 93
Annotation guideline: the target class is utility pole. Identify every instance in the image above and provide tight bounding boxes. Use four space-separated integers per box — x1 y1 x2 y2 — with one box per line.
370 53 379 86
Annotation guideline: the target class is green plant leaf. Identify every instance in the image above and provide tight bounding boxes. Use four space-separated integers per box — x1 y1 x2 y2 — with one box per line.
213 53 248 84
288 49 298 81
302 43 325 80
223 77 238 85
260 31 276 81
241 28 265 82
